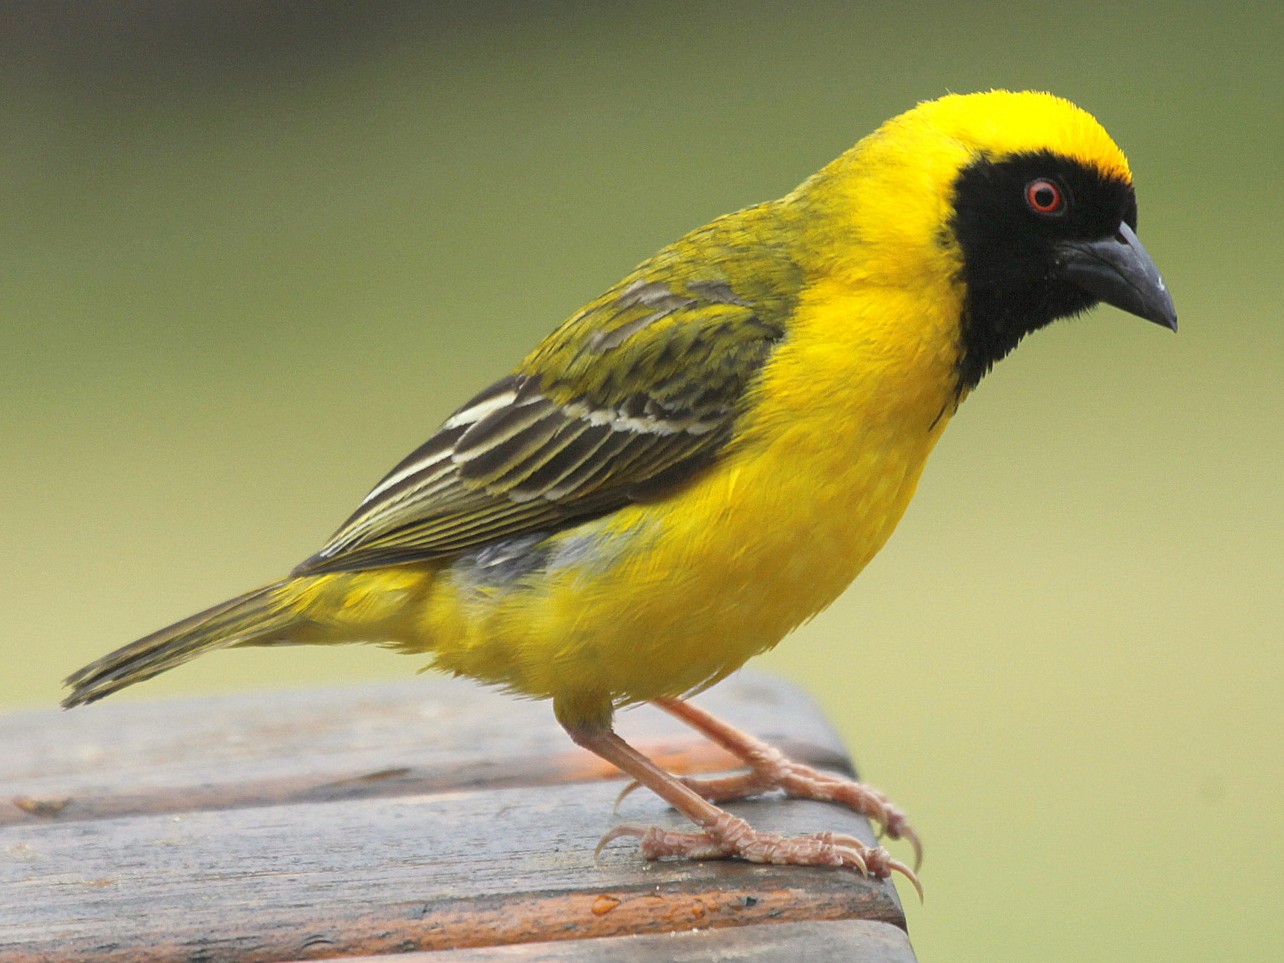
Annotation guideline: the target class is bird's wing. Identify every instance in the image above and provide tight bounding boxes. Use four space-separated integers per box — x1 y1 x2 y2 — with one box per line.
295 268 789 574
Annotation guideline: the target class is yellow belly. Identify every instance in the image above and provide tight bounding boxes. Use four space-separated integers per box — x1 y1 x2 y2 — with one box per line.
407 281 962 724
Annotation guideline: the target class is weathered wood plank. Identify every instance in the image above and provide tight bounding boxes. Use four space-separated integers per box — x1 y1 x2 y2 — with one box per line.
2 675 848 827
0 674 911 962
3 789 901 961
324 919 918 962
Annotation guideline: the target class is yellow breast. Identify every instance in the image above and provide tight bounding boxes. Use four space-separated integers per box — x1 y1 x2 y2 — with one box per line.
415 272 964 723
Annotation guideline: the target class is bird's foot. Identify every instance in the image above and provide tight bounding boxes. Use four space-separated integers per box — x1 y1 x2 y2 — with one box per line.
627 700 922 869
598 811 922 899
682 748 921 869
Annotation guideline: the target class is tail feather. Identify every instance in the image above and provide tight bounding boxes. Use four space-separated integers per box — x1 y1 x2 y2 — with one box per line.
62 581 296 708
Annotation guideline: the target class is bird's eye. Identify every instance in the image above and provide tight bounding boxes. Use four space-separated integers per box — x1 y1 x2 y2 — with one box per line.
1025 179 1065 216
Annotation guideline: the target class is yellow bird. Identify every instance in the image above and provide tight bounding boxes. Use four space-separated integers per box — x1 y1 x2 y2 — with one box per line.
64 90 1175 894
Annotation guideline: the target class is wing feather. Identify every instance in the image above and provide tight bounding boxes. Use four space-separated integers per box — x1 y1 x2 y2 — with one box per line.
295 237 795 575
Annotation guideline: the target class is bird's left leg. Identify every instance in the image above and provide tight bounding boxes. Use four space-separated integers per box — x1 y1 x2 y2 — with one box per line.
562 714 920 895
646 697 922 869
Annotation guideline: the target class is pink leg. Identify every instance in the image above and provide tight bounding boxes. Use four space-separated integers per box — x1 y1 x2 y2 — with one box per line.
563 716 921 898
650 697 922 870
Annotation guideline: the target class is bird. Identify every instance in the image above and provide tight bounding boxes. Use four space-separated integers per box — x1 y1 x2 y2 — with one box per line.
63 90 1176 896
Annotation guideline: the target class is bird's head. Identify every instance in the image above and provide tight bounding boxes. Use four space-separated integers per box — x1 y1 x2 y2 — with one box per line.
802 90 1177 392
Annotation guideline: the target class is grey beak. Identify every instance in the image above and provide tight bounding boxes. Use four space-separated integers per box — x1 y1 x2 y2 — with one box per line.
1056 222 1177 331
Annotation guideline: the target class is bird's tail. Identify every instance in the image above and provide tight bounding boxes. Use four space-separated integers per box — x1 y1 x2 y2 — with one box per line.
62 580 299 708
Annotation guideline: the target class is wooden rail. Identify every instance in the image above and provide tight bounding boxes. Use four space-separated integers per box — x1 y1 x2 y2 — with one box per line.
1 673 916 961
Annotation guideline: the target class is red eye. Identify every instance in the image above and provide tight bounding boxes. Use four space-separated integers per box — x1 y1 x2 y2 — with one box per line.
1025 178 1065 215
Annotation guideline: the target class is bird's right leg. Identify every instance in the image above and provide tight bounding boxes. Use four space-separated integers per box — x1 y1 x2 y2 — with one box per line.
652 697 922 868
561 716 920 896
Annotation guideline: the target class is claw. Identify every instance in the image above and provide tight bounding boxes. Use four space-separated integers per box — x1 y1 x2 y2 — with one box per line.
873 806 922 870
831 843 869 876
824 831 872 853
613 779 643 812
594 822 648 861
887 856 924 903
905 827 924 872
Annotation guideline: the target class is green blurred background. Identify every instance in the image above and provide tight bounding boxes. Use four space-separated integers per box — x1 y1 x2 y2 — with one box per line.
4 1 1280 959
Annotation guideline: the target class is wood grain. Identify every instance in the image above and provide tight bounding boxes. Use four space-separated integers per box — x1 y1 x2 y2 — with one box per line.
2 675 848 827
331 920 918 962
0 674 912 961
